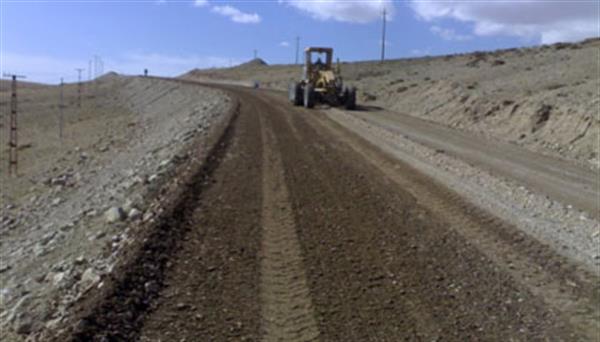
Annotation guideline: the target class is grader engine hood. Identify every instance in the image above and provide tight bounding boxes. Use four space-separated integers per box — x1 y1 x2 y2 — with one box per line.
315 70 336 91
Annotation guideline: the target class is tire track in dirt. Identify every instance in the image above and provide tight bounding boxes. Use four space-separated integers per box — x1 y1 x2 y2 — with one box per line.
258 113 320 342
256 90 585 341
309 106 600 340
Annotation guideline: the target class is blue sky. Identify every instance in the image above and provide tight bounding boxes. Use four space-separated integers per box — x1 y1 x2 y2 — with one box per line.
2 0 598 83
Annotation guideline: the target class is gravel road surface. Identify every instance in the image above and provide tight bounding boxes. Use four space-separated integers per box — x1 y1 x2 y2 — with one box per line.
60 82 599 342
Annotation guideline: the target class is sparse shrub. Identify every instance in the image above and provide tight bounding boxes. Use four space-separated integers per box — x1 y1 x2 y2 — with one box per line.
553 42 571 50
531 104 552 132
491 60 505 66
546 84 566 91
396 86 408 93
362 92 377 102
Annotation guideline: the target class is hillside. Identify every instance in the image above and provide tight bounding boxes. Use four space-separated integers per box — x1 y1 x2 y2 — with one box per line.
182 38 600 169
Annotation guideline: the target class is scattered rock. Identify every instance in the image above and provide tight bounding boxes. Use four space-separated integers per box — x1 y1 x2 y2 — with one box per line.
122 199 134 213
176 302 191 311
74 256 86 265
13 313 33 334
40 231 57 246
128 208 142 221
80 268 101 292
104 207 125 223
0 264 11 273
51 272 67 287
159 159 170 168
86 209 98 218
361 92 377 102
142 211 154 222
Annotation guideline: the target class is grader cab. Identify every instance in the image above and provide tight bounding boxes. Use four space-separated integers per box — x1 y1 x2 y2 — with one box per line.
289 47 356 110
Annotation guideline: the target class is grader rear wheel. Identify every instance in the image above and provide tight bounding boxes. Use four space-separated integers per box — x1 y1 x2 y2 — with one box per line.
344 87 356 110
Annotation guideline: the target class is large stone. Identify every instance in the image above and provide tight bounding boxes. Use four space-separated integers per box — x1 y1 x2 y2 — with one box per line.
122 199 134 213
80 268 101 292
51 272 66 287
128 208 142 221
104 207 125 223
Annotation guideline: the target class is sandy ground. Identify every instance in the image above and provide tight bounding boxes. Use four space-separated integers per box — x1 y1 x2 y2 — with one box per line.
0 75 232 340
183 38 600 169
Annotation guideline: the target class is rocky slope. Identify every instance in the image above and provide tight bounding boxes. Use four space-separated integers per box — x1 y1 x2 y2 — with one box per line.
0 75 232 340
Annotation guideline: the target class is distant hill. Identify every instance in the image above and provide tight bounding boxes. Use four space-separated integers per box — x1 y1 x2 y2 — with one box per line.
237 58 268 68
95 71 120 82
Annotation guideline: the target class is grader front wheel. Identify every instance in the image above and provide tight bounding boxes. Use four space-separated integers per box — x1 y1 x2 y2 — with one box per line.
303 84 315 109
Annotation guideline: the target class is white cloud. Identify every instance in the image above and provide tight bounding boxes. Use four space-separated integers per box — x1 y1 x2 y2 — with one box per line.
379 39 393 47
1 52 240 84
281 0 394 24
211 5 261 24
193 0 208 7
410 48 431 56
280 41 290 47
410 1 599 44
430 25 472 41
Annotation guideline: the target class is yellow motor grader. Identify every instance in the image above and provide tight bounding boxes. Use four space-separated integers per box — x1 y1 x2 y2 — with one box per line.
289 47 356 110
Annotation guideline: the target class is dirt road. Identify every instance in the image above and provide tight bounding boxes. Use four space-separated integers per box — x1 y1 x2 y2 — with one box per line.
339 107 599 219
65 83 599 341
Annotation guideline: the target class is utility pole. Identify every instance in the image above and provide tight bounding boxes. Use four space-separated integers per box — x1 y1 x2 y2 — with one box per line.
3 73 26 176
381 7 387 62
88 60 92 81
295 36 300 65
93 55 101 94
253 49 257 59
59 78 64 140
75 68 84 107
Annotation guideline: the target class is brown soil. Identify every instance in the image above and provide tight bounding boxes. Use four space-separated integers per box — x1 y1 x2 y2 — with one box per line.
58 82 598 341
